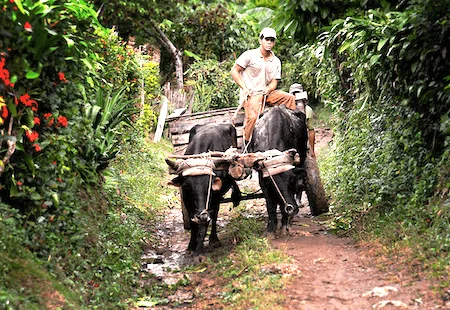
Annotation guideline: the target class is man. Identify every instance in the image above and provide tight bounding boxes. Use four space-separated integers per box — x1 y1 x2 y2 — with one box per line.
289 83 316 157
230 27 296 147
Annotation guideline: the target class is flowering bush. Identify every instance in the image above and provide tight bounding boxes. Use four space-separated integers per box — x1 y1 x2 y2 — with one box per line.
0 0 141 204
0 0 151 307
0 0 142 259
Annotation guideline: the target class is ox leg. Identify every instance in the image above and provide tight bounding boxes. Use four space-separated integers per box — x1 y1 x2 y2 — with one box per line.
188 223 198 252
208 204 221 248
265 198 278 239
230 179 242 208
194 222 209 254
280 209 291 236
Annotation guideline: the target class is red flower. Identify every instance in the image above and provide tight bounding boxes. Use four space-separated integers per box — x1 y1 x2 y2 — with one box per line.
24 22 32 32
9 0 14 3
25 130 39 142
19 93 38 111
33 143 41 152
34 116 41 125
44 113 54 125
17 181 23 186
57 115 68 127
58 72 67 83
1 105 8 119
0 58 12 87
19 93 30 103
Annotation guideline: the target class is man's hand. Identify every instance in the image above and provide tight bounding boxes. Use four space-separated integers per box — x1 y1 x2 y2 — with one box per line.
243 87 253 98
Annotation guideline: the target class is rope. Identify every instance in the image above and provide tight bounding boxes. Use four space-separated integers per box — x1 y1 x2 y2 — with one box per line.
205 156 214 213
266 168 288 207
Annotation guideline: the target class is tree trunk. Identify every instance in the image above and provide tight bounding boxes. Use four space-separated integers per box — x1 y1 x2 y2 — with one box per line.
141 21 185 109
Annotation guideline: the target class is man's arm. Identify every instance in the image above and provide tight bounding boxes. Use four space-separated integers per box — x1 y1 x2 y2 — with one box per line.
265 78 278 95
230 64 247 92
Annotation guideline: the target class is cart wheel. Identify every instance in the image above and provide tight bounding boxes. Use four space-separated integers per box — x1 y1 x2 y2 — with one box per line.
304 155 329 216
179 189 191 230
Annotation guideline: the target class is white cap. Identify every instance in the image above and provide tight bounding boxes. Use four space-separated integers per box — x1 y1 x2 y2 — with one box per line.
259 27 277 39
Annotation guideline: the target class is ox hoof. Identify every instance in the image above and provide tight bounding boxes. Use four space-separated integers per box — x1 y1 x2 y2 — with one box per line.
279 226 290 237
264 231 276 240
193 254 207 265
209 238 222 248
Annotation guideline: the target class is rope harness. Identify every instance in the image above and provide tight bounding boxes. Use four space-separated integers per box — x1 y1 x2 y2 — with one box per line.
167 148 301 216
168 154 218 223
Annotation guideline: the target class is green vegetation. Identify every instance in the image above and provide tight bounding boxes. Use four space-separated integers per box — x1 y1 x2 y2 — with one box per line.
307 1 450 288
1 0 449 308
213 212 291 309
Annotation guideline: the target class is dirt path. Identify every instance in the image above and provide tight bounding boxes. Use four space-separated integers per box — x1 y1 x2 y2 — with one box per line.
139 128 446 310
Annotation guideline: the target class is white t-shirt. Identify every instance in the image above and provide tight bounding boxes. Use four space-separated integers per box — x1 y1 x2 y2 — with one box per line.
235 48 281 103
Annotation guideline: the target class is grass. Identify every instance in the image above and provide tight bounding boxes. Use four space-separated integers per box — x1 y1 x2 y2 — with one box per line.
0 252 82 309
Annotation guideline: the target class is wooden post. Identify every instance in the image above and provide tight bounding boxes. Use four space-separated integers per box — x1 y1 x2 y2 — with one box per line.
154 96 168 142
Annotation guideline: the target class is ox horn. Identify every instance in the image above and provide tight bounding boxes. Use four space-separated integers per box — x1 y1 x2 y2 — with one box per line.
286 149 300 165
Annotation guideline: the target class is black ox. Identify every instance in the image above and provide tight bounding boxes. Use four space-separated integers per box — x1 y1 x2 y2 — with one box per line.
166 124 241 258
249 105 309 236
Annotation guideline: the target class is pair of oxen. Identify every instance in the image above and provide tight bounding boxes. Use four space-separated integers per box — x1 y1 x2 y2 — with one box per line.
166 105 324 261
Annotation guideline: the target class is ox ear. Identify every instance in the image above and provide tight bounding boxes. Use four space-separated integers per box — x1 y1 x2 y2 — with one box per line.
293 167 307 191
165 158 180 174
168 175 184 187
293 167 307 180
212 177 222 191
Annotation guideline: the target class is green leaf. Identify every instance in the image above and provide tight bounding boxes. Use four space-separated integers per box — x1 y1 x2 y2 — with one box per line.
10 184 19 197
377 38 389 51
30 193 42 200
81 58 95 70
6 101 17 117
26 71 40 79
14 0 26 15
184 50 201 61
338 41 352 53
23 153 35 175
52 193 60 208
369 54 381 66
63 35 75 47
25 108 34 128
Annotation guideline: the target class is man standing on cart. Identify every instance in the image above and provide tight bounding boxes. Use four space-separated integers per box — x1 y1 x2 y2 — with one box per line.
230 27 296 148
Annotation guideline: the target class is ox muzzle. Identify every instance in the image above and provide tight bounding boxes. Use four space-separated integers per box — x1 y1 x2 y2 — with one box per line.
284 203 297 216
191 209 211 224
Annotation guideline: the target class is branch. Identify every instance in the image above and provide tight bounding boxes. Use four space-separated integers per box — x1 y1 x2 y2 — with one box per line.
138 20 184 89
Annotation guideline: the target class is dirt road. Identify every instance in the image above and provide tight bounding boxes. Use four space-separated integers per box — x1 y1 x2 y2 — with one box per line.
140 127 446 310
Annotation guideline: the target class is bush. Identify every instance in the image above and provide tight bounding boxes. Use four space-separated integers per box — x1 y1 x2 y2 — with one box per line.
185 59 238 112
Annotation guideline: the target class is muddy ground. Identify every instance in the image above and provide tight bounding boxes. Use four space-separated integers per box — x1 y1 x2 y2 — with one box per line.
138 128 448 310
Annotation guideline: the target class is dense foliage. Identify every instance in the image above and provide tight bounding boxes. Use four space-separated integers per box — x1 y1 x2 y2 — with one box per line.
0 0 160 308
1 0 450 307
288 0 450 282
